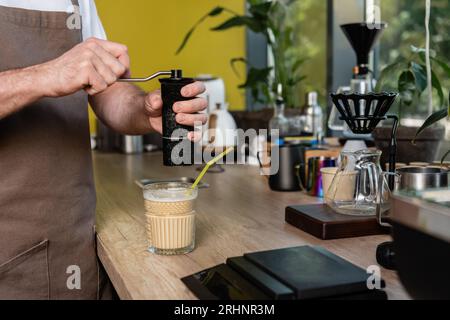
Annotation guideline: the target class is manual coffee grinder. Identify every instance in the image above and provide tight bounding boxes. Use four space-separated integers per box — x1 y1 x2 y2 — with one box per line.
119 69 195 166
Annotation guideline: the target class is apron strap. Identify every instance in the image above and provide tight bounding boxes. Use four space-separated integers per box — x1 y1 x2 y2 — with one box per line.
69 0 82 42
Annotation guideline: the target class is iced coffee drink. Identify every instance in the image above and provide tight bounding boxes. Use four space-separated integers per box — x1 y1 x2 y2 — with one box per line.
143 182 198 255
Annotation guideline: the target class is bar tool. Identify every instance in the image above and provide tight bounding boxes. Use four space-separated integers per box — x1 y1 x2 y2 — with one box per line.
119 69 195 166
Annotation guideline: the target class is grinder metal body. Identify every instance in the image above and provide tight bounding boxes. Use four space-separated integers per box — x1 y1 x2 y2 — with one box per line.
119 69 194 166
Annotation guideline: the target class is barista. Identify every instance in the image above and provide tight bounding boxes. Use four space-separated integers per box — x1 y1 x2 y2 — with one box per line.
0 0 207 299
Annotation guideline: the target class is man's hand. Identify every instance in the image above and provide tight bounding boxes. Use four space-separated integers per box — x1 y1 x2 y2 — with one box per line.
144 81 208 140
39 37 130 97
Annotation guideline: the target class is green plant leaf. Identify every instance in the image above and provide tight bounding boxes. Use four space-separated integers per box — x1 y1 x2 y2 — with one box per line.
410 45 424 54
176 27 196 55
412 45 437 67
396 59 445 108
433 57 450 78
282 26 294 48
413 108 448 142
229 57 248 77
249 2 272 19
239 64 267 102
287 75 306 86
247 0 266 6
176 6 225 54
260 83 272 104
413 63 445 108
238 67 272 89
211 16 265 33
376 59 408 91
398 70 416 106
292 57 308 73
411 45 436 59
250 87 259 102
410 62 427 93
430 67 445 108
285 0 298 7
210 7 224 16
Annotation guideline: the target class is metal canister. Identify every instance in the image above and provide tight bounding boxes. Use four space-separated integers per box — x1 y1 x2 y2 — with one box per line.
302 92 323 140
298 157 337 197
120 135 143 154
396 167 449 192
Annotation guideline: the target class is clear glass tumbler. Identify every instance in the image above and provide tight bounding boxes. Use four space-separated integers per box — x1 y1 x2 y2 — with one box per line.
143 182 198 255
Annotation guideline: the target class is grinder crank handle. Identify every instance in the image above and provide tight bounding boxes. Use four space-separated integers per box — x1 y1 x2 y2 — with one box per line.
118 69 182 83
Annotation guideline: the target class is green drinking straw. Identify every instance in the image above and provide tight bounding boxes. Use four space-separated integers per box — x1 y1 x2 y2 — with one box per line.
191 147 234 190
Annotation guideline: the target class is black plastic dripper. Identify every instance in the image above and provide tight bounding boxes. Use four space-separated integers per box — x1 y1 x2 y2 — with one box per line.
330 92 397 134
341 22 386 73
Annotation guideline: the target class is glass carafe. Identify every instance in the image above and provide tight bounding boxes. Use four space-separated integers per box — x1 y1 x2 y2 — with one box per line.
325 149 391 216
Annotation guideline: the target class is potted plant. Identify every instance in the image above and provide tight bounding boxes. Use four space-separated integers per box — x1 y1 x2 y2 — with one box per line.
176 0 307 129
374 45 448 164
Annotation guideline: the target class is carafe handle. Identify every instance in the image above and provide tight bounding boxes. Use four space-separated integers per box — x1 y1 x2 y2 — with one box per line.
365 162 379 202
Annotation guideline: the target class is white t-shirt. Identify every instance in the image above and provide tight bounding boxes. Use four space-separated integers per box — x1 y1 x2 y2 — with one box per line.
0 0 106 40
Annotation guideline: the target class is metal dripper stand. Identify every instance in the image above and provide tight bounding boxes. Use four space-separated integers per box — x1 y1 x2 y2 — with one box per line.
331 22 402 270
336 22 399 188
329 23 388 140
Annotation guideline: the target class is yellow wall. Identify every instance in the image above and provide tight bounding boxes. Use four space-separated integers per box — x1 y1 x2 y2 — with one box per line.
94 0 246 113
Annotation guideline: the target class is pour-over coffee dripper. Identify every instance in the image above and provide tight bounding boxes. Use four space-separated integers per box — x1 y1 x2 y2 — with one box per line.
341 22 387 75
330 92 397 133
119 70 195 166
330 92 399 186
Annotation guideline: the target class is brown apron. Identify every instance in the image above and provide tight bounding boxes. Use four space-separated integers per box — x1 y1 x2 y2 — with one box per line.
0 0 111 299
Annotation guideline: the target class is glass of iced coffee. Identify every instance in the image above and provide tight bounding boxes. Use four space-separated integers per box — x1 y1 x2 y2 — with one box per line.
143 182 198 255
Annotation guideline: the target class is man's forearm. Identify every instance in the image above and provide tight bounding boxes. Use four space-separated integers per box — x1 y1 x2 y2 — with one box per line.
0 65 47 119
89 83 154 135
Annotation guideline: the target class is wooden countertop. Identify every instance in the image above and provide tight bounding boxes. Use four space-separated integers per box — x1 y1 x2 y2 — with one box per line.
93 152 410 300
